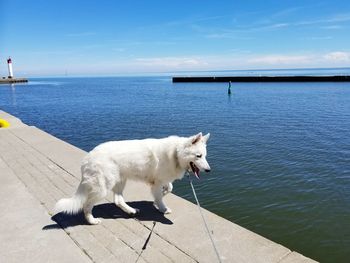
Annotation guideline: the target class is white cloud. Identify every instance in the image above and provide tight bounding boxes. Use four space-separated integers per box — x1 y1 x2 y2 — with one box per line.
327 13 350 23
321 25 343 30
247 55 312 65
292 13 350 26
134 57 208 68
134 52 350 71
308 36 332 40
205 32 253 40
324 52 350 62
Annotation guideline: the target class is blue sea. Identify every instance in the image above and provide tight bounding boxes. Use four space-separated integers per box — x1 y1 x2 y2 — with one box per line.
1 68 350 262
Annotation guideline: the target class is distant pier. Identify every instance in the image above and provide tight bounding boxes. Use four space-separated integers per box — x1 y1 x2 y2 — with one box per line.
0 77 28 84
173 75 350 83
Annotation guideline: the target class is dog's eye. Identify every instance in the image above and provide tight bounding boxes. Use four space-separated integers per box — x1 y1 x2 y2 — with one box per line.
196 154 202 158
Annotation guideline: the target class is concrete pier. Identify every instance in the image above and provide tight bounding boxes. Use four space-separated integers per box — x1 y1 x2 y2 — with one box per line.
0 77 28 84
0 110 317 263
172 75 350 82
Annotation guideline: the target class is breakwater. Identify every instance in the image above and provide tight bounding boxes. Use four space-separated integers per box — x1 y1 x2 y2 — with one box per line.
173 75 350 82
0 78 28 84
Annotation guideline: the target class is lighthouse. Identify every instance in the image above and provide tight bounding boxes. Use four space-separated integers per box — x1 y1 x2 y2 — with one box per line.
7 57 13 78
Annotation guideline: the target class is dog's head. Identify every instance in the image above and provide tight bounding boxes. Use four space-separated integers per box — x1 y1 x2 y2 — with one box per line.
181 132 210 179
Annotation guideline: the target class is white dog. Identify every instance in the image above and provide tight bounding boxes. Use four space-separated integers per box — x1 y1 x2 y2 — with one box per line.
55 132 210 224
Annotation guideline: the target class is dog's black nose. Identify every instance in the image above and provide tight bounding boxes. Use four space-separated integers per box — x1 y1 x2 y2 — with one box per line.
205 169 211 172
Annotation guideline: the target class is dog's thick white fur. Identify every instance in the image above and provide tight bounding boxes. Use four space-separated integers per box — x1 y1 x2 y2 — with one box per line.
55 132 210 224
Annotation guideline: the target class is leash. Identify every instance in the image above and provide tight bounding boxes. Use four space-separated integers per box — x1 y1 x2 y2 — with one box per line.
135 221 156 263
187 172 222 263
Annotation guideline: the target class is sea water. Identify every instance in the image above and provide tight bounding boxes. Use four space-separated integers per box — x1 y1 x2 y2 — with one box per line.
0 71 349 262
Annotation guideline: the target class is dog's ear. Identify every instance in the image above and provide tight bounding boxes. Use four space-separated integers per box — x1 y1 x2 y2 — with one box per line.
202 133 210 144
190 132 202 145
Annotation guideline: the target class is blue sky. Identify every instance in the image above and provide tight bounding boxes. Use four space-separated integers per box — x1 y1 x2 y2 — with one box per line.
1 0 350 76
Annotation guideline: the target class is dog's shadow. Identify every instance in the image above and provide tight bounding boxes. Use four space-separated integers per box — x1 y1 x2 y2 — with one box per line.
43 201 173 230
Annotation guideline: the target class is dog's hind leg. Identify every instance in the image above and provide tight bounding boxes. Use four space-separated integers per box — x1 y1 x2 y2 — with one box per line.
83 189 107 225
83 184 107 225
113 180 139 215
152 183 172 214
84 196 102 225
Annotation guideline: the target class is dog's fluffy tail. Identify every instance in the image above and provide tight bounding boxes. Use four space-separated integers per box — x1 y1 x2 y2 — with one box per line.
54 184 87 215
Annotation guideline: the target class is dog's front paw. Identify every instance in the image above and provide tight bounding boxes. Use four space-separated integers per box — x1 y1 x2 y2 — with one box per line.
128 208 140 217
158 206 172 214
85 213 102 225
87 217 101 225
164 207 172 214
162 183 173 196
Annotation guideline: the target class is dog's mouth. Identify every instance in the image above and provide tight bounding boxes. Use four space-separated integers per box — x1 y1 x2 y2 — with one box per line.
190 162 200 179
